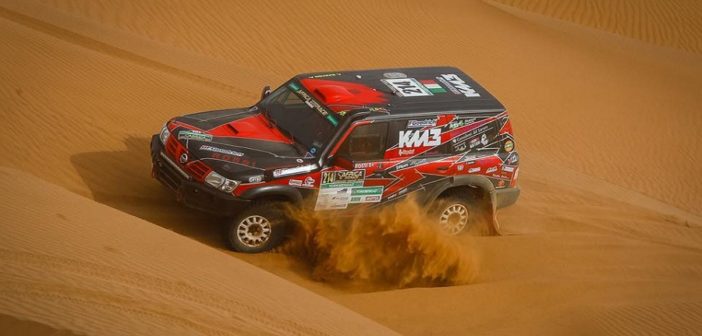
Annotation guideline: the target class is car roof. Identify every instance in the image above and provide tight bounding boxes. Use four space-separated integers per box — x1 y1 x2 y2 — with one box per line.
294 66 505 117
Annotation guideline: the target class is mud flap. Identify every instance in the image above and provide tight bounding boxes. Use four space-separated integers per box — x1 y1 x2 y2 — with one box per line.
485 190 501 236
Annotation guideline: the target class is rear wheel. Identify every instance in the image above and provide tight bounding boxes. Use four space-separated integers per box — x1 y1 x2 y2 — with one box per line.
227 202 288 253
435 195 473 235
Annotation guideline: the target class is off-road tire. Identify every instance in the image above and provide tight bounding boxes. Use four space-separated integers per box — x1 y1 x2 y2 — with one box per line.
434 193 475 235
227 201 289 253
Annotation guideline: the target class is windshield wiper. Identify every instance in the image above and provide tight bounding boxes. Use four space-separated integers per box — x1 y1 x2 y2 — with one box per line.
277 126 306 155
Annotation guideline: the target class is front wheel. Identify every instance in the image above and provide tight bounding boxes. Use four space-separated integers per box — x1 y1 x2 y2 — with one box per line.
227 202 288 253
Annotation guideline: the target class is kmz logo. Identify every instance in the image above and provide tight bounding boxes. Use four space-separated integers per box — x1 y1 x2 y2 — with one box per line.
399 129 441 148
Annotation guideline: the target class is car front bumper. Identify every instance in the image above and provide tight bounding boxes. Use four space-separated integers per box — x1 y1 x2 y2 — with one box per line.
150 135 249 216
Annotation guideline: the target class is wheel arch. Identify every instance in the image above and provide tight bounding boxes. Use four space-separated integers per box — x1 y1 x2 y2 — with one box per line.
427 175 500 235
239 185 303 204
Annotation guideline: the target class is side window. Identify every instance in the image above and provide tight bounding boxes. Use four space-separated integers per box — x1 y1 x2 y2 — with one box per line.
338 123 388 161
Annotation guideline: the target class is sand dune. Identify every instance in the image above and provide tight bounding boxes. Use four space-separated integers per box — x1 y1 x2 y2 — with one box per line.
1 0 702 334
0 168 398 335
488 0 702 54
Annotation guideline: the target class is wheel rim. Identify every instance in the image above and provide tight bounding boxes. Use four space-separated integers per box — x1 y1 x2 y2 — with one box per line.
439 203 469 235
236 215 272 248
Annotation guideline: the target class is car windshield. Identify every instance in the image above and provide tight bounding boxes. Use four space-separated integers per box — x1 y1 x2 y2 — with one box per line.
259 81 339 158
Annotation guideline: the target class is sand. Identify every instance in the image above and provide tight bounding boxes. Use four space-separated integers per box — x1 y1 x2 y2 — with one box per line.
1 0 701 334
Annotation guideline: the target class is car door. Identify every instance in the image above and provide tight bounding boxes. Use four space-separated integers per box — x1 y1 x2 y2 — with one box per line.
314 121 391 211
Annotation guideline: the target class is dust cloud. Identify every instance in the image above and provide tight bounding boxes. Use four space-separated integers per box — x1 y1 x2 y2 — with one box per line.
280 198 478 288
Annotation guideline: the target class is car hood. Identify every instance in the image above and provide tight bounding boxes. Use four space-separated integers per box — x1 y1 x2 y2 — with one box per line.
170 107 317 181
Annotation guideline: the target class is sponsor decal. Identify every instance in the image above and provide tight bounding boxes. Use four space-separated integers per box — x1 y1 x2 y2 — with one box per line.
288 179 303 187
439 74 481 97
449 120 465 129
486 166 498 174
399 128 441 148
469 137 481 149
248 175 263 183
454 142 467 152
368 107 389 113
178 130 212 142
381 78 433 97
481 133 489 146
453 124 492 147
199 145 244 157
288 82 338 126
419 79 447 94
354 162 374 169
303 176 315 187
210 152 255 166
457 164 464 171
308 73 341 78
407 119 437 128
383 72 408 79
468 167 481 173
316 169 367 210
507 152 519 164
179 153 188 164
504 140 514 152
321 170 365 186
349 186 384 203
399 149 415 156
395 162 410 170
296 158 304 163
502 165 515 173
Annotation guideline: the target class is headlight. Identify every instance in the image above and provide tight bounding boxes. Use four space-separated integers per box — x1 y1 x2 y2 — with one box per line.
220 179 240 193
159 124 171 144
204 171 239 193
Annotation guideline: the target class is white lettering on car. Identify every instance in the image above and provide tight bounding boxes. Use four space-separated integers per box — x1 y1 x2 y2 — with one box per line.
440 74 481 97
398 128 441 148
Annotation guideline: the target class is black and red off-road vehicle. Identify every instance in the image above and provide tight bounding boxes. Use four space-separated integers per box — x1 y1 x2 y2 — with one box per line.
151 67 520 252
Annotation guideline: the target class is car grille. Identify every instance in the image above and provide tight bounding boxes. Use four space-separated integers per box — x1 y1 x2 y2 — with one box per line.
186 161 211 181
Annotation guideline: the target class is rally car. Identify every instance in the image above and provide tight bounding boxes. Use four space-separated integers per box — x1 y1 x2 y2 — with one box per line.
150 66 520 252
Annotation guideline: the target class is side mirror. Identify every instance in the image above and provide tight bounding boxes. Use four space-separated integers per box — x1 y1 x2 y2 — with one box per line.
331 155 354 171
261 85 272 100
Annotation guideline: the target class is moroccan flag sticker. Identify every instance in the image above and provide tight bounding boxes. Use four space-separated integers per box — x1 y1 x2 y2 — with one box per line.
420 80 447 93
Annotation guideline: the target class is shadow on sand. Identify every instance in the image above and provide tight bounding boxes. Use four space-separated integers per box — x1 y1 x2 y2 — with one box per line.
70 136 226 247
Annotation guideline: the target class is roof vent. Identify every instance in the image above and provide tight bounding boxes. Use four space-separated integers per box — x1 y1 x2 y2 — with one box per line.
314 85 355 104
